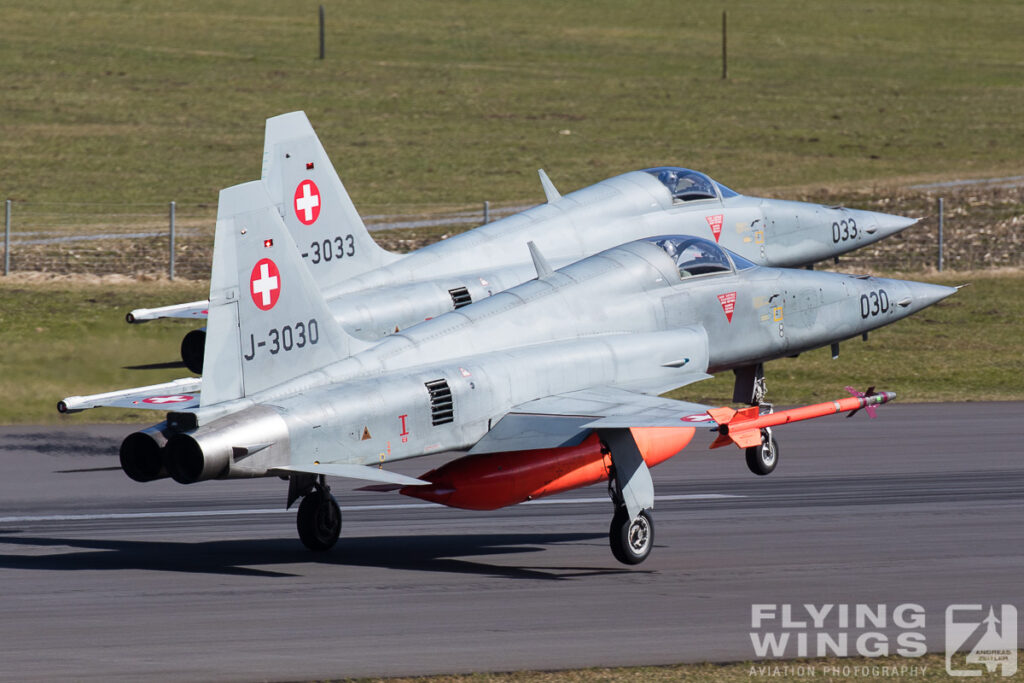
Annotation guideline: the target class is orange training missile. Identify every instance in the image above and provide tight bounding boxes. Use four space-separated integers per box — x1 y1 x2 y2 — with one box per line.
400 427 695 510
708 391 896 449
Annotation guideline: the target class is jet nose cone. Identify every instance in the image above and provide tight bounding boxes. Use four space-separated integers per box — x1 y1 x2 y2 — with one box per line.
858 210 918 237
896 281 958 312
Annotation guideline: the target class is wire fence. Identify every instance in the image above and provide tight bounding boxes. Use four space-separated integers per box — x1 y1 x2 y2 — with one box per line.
0 199 511 279
2 182 1021 278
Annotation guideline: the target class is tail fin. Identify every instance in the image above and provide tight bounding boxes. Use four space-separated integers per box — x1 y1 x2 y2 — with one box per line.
260 111 398 289
202 181 363 406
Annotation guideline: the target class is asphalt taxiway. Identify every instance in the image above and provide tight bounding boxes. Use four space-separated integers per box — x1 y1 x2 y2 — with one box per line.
0 402 1021 681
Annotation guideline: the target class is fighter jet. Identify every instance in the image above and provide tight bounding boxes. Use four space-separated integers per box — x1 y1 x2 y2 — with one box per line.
60 180 954 564
127 112 918 375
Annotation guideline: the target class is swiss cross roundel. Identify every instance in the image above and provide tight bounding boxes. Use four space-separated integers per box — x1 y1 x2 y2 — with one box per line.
141 395 195 405
293 179 321 225
250 258 281 311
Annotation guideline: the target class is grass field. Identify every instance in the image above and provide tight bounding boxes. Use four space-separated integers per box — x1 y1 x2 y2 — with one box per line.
2 0 1023 212
1 3 1021 417
340 652 1009 682
2 270 1019 425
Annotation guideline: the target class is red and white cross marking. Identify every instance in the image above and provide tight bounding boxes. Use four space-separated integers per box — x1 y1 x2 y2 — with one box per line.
706 214 724 242
293 180 321 225
140 395 195 405
679 413 714 423
250 258 281 311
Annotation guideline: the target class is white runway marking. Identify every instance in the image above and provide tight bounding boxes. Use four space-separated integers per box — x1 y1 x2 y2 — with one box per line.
0 494 741 524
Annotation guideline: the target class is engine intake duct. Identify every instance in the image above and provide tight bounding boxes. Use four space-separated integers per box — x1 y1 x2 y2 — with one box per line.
119 423 173 483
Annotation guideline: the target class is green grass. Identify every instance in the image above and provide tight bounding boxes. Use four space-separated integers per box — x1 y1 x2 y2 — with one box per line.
343 652 1012 682
0 277 207 424
2 270 1020 425
1 0 1023 213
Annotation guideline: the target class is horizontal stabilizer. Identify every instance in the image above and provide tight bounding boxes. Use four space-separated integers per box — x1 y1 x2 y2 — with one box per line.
58 377 202 413
126 300 209 323
272 463 429 487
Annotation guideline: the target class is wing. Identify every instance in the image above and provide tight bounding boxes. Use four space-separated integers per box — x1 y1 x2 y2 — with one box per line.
57 378 201 413
125 300 210 323
469 386 719 455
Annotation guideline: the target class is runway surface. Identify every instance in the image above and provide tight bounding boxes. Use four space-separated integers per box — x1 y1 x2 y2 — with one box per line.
1 402 1022 681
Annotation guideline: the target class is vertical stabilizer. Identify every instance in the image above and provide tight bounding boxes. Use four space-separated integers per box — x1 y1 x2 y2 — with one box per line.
261 111 398 289
202 181 361 405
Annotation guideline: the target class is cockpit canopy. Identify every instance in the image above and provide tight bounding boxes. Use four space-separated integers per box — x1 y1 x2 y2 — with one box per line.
644 167 739 203
648 235 754 279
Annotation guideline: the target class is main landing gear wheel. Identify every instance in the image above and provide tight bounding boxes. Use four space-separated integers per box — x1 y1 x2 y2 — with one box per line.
297 488 341 551
609 508 654 565
746 430 779 476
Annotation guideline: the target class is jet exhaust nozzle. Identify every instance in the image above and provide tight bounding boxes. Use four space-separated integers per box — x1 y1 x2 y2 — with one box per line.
164 433 229 485
162 406 289 484
119 423 172 482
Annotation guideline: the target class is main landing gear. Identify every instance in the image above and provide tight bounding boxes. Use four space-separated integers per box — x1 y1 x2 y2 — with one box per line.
295 475 342 551
609 507 654 565
606 467 655 565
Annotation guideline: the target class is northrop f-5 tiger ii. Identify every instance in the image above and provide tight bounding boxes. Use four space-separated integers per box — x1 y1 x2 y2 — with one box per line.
127 112 919 375
61 180 955 564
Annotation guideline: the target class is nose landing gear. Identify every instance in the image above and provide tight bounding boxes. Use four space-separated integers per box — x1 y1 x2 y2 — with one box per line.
745 428 779 476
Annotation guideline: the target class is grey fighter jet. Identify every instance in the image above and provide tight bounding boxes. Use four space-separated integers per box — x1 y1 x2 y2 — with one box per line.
62 180 954 564
127 112 918 374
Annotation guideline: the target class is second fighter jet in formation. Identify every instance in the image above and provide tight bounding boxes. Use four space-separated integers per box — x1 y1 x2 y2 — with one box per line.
126 112 918 373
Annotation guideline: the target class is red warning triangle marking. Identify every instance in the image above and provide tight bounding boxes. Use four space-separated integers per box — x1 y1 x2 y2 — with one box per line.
717 291 737 322
361 427 372 441
706 214 724 242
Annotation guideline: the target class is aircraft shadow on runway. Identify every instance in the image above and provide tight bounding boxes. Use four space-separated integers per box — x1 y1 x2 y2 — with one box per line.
0 532 642 581
0 433 118 457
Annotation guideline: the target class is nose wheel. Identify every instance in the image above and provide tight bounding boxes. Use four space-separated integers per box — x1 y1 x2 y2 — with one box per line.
609 507 654 565
296 481 342 551
745 428 779 475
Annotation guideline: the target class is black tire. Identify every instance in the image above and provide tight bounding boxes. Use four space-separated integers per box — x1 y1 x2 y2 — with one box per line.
609 508 654 565
297 490 342 551
745 433 779 476
181 329 206 374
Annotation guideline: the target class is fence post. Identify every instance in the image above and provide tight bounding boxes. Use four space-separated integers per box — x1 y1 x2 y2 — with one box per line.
319 5 325 60
937 197 944 272
721 10 728 80
169 200 176 280
3 199 10 276
483 200 490 224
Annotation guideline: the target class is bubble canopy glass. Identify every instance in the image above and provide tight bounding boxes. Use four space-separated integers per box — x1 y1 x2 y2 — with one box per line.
643 167 739 201
647 235 755 278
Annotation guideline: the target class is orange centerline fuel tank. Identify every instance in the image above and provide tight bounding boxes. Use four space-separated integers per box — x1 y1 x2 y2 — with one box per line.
399 427 696 510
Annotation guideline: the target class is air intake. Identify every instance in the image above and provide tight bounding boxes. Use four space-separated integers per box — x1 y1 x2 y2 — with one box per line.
425 379 454 425
448 287 472 309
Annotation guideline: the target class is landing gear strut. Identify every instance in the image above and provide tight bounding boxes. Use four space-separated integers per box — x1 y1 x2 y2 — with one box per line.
296 475 341 551
734 364 781 475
